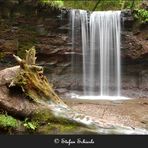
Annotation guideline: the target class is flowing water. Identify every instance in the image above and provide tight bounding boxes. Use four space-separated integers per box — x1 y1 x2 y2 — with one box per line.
71 10 128 100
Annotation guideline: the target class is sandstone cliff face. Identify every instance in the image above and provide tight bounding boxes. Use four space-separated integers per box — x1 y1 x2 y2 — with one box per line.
119 11 148 97
0 1 147 98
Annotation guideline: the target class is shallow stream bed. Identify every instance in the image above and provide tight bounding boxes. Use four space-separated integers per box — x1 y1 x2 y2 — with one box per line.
64 98 148 130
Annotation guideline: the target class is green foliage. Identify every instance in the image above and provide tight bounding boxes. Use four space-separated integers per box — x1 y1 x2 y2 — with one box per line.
23 118 38 131
0 114 17 129
63 1 96 11
122 0 142 9
39 0 64 8
38 0 143 11
134 9 148 23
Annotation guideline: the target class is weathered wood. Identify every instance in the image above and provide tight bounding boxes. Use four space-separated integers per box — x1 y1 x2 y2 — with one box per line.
25 46 36 65
10 47 66 106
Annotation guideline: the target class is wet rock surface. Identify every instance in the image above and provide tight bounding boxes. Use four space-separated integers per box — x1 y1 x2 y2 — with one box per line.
121 26 148 60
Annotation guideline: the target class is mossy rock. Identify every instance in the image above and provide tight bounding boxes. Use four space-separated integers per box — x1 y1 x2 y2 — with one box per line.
32 109 54 124
32 109 84 126
0 114 20 134
0 114 18 129
36 123 77 134
31 109 97 134
36 122 97 135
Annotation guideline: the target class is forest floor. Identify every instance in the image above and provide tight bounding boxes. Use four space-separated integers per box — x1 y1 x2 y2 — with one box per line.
65 98 148 130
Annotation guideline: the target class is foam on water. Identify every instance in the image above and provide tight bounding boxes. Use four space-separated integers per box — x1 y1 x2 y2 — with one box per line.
70 93 130 100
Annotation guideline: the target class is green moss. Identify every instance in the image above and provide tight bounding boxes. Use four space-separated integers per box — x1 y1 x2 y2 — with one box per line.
47 123 77 133
32 105 73 126
37 122 77 134
32 109 85 128
0 52 5 60
39 0 64 8
30 110 77 134
37 122 98 134
0 114 17 129
33 110 74 126
32 109 90 134
32 109 55 124
59 124 77 133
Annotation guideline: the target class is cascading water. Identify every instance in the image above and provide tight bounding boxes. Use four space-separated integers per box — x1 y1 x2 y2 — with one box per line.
70 10 129 100
89 11 121 96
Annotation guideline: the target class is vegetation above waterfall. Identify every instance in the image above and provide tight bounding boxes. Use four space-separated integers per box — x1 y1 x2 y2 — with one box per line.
134 9 148 23
39 0 144 11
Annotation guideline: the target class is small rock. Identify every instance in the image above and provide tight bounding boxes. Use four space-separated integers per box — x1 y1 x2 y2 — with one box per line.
55 88 68 94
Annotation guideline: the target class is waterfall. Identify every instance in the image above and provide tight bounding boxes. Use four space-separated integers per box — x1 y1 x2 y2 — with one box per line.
89 11 121 96
71 10 122 98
